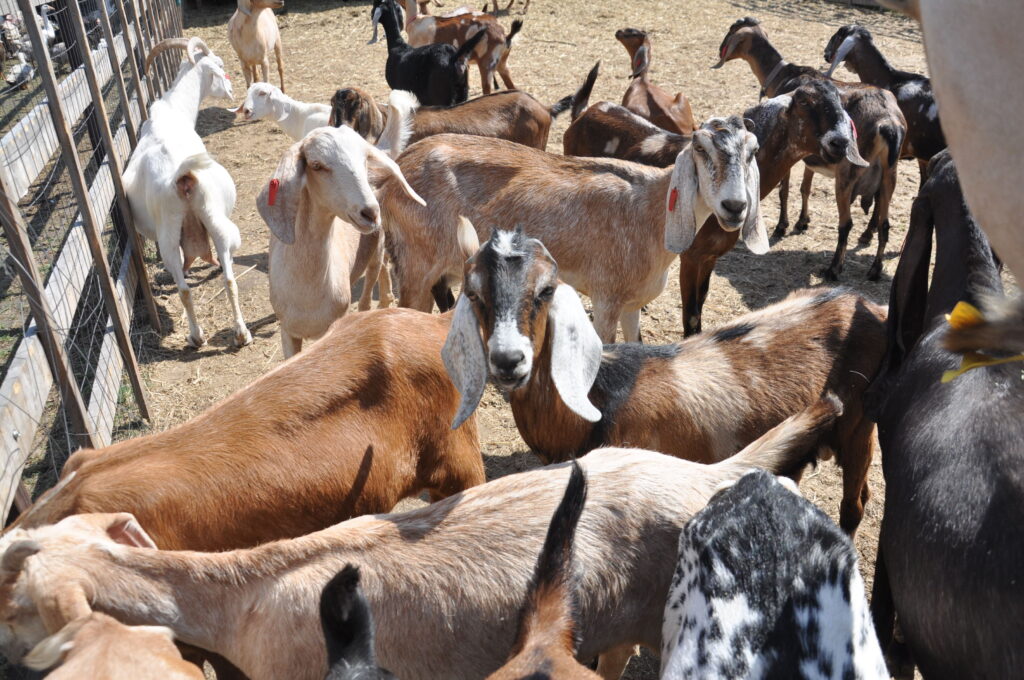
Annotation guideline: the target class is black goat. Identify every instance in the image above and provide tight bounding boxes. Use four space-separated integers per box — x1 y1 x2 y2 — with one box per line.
320 565 397 680
867 149 1024 679
370 0 486 106
825 24 946 184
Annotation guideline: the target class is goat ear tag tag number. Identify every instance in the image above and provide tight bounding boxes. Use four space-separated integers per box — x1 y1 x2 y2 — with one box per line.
268 179 280 206
668 188 679 212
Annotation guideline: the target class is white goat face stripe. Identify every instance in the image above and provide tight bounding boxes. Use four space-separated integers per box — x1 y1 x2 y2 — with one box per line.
487 318 533 382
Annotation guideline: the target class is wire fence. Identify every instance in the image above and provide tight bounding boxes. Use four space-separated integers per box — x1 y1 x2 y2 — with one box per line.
0 0 180 521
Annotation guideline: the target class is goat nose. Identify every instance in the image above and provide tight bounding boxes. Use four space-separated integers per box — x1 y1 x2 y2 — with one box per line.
829 136 848 151
721 199 746 216
491 349 525 375
360 206 380 225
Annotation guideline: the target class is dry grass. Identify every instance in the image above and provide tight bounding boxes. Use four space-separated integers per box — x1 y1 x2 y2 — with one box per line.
134 0 937 676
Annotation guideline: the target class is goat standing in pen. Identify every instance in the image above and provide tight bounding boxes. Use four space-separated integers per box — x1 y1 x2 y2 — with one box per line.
123 37 251 348
230 82 329 141
443 229 885 532
866 150 1024 679
0 402 837 680
381 116 766 342
614 28 695 135
227 0 285 92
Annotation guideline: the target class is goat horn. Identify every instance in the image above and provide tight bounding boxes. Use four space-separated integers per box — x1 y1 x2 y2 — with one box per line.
145 37 194 74
189 36 212 57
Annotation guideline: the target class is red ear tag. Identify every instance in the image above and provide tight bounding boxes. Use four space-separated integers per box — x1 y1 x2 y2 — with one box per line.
268 179 280 206
850 118 858 140
720 43 727 59
668 187 679 212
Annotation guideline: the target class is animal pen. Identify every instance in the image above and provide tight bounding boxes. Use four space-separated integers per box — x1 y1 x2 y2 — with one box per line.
0 0 185 522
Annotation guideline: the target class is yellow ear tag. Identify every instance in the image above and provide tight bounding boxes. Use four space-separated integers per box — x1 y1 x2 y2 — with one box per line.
941 302 1024 382
945 301 985 330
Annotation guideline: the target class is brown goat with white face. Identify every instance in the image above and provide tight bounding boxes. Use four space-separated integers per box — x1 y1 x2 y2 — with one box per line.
443 229 886 532
382 116 766 343
614 28 695 135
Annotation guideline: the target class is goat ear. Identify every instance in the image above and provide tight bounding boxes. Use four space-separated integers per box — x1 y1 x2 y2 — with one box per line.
257 142 305 245
548 284 602 422
442 295 488 430
740 159 768 254
629 44 649 78
366 145 426 206
37 584 91 636
237 0 252 16
1 540 40 574
104 513 158 549
712 34 737 69
664 145 706 253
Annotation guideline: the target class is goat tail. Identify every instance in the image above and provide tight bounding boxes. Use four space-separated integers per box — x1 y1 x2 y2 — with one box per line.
548 94 573 119
379 90 419 158
456 215 480 259
174 153 216 203
880 124 903 169
505 19 524 48
512 461 587 653
319 565 378 670
716 393 843 477
455 28 488 63
570 61 601 121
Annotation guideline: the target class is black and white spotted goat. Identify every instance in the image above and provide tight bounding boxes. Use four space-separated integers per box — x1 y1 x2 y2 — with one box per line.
661 470 887 680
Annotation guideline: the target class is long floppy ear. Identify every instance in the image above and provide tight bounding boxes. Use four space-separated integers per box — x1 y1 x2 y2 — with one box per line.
257 141 305 244
629 44 649 78
1 540 40 574
37 584 91 635
442 295 488 429
103 513 158 548
547 284 602 422
843 112 869 167
237 0 252 16
825 33 858 78
23 618 86 671
664 145 706 253
366 145 426 206
712 33 738 69
740 158 768 254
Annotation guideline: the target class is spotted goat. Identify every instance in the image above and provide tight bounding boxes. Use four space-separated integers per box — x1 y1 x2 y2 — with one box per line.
661 470 888 679
443 229 885 532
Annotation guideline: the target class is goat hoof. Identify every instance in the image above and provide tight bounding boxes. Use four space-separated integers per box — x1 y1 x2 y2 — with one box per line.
858 230 875 246
794 217 810 232
235 327 253 347
820 267 840 282
772 223 788 239
186 330 207 348
866 263 883 281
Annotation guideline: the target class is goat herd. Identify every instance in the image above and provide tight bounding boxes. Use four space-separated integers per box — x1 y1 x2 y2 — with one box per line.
0 1 1022 679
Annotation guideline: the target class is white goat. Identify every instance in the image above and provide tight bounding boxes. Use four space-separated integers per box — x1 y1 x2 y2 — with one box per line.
123 37 251 348
228 0 285 92
257 91 424 357
229 82 330 141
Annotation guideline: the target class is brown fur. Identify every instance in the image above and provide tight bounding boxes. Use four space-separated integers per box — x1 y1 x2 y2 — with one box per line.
23 613 202 680
329 87 386 142
0 411 836 680
564 101 687 165
6 309 483 551
615 28 695 135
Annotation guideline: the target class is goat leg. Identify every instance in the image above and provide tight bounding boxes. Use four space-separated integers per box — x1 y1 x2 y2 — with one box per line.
772 174 790 239
794 166 813 231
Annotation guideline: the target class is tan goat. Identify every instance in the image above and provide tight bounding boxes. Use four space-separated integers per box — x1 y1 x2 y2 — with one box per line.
228 0 285 92
615 28 695 135
443 229 885 532
6 308 483 552
23 612 202 680
381 116 767 342
0 401 837 680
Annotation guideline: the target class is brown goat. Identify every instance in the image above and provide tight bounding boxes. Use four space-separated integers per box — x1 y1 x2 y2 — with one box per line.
715 17 907 281
23 612 202 680
487 462 600 680
615 28 695 135
443 229 885 532
8 308 483 551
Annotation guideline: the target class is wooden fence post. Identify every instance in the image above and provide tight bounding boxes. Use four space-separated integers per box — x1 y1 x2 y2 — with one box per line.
96 0 141 147
141 0 171 90
0 176 100 453
66 0 163 341
18 0 152 421
121 0 158 105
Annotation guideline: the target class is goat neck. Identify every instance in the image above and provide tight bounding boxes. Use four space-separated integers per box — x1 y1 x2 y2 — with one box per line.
749 110 808 194
929 204 1002 321
379 2 406 50
160 62 208 125
739 33 787 94
838 38 897 90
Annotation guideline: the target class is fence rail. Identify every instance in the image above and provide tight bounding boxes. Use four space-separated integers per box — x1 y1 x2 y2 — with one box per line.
0 0 182 519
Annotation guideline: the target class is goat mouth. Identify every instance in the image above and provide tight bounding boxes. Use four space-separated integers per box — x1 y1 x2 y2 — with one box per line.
717 216 743 232
493 374 529 392
819 146 845 164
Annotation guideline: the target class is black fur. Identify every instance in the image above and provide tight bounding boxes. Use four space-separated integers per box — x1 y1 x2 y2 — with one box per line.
867 150 1024 678
712 323 755 343
320 565 397 680
569 61 601 121
372 0 486 106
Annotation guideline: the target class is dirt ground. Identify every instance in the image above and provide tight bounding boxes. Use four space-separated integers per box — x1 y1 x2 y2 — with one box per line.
135 0 931 676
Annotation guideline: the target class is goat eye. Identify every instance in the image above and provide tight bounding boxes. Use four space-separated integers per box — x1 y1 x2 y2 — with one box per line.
537 286 555 301
465 291 479 302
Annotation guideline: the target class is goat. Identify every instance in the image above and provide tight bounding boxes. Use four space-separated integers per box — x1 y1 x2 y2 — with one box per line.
229 82 330 141
0 404 838 680
715 17 906 281
874 0 1024 357
381 116 766 342
486 461 600 680
331 83 581 149
442 228 885 532
22 612 203 680
865 149 1024 679
402 0 522 96
614 28 694 135
257 92 424 357
661 470 888 679
123 37 251 348
320 566 396 680
370 0 486 106
6 307 483 552
824 24 945 183
227 0 285 92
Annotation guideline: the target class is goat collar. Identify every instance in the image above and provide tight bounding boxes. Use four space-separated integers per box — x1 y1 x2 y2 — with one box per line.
759 59 788 101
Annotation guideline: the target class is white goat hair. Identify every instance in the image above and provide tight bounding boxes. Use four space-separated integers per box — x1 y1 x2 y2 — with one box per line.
229 82 329 141
123 37 251 348
661 470 887 680
258 90 424 358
